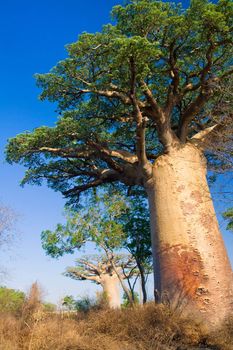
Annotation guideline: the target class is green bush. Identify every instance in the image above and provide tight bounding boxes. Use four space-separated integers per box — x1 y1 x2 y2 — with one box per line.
122 291 139 308
0 286 25 315
43 302 57 312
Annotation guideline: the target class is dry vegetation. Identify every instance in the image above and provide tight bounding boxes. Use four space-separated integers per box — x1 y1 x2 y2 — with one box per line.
0 302 232 350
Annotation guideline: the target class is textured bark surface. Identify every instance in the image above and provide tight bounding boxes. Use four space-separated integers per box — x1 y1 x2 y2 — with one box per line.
101 275 121 309
146 143 233 325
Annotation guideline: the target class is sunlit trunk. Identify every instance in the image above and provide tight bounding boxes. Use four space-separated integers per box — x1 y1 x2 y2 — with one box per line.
145 143 233 325
101 275 121 309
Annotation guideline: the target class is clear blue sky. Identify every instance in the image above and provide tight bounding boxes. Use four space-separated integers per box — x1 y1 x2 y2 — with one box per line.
0 0 232 303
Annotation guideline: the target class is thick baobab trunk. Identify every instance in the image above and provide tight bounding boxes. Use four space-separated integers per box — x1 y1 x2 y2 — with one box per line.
146 143 233 325
101 275 121 309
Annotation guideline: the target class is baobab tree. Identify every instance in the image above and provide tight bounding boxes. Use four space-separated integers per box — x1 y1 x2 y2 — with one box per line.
41 193 139 305
65 254 136 309
6 0 233 324
42 192 151 304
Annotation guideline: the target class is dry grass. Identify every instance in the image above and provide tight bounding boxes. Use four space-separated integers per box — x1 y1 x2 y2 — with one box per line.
0 303 232 350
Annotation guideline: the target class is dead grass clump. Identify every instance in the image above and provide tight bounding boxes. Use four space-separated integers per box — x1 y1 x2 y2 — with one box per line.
22 282 43 322
82 302 207 349
0 303 232 349
206 316 233 350
0 313 21 349
25 318 83 350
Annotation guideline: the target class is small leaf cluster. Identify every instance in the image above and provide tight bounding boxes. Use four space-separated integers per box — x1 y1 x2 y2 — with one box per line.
223 208 233 231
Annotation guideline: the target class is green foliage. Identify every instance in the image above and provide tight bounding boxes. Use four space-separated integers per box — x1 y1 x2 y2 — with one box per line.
5 0 233 203
41 193 127 258
120 192 152 267
74 295 97 313
122 291 139 308
62 294 103 312
223 208 233 231
0 287 25 315
62 295 77 310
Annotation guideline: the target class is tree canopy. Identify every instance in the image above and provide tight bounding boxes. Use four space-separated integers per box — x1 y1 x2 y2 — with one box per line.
0 286 25 315
6 0 233 203
120 194 151 268
65 253 135 283
41 193 127 257
42 191 151 303
41 191 151 273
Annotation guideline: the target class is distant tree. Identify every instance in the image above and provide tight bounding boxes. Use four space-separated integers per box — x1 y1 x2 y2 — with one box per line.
120 192 152 304
42 191 151 303
62 295 76 311
41 193 126 258
0 205 17 279
42 193 138 307
6 0 233 324
0 286 25 315
62 294 102 313
0 205 16 249
66 253 135 308
74 295 97 313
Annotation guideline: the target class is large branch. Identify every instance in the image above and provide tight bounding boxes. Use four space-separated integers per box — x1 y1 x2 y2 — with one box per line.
66 268 99 282
86 141 125 173
53 76 134 106
76 88 132 105
140 81 179 151
178 89 211 142
181 38 232 96
140 81 164 121
164 41 181 115
190 124 224 150
37 146 95 159
78 259 101 275
87 142 138 164
38 143 139 168
72 85 147 109
201 38 214 85
129 58 151 175
179 65 232 142
62 178 108 197
62 166 134 198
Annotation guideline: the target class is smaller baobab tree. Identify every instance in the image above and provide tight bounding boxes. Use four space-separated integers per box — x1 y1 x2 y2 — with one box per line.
66 253 136 309
41 193 139 307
